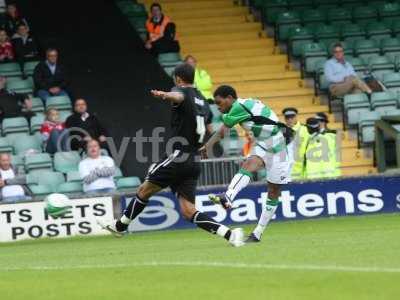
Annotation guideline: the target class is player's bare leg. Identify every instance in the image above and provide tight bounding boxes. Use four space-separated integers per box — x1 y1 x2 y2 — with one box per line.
97 181 161 236
209 155 264 208
179 195 245 247
246 182 282 243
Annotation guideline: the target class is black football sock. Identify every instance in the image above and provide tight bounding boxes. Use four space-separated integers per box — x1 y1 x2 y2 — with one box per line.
191 211 232 241
115 195 148 232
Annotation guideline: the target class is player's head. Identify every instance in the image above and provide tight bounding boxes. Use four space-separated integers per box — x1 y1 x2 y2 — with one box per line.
282 107 298 128
213 85 237 113
173 63 195 86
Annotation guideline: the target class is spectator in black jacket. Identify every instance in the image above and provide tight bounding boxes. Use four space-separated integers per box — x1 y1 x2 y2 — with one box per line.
65 98 108 151
33 48 68 104
0 76 34 122
12 23 39 78
2 3 29 37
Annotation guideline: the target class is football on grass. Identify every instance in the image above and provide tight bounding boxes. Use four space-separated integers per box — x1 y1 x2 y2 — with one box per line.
45 193 72 218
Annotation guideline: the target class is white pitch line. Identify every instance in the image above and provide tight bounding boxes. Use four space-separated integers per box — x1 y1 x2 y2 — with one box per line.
1 261 400 273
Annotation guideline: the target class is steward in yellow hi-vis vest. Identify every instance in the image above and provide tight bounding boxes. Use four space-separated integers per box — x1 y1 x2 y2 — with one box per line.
303 118 341 179
282 107 308 180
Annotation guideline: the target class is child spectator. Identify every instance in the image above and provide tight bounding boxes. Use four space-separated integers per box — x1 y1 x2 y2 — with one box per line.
40 108 68 154
0 29 14 62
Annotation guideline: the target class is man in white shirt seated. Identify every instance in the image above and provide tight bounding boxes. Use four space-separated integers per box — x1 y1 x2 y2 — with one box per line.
0 153 30 202
79 139 116 194
324 43 372 97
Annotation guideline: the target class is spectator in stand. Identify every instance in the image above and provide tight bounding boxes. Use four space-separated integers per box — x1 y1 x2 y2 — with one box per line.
0 152 31 202
2 3 29 37
184 55 213 100
65 99 108 151
150 22 180 56
324 43 372 97
0 76 33 122
40 108 69 154
0 29 14 62
12 23 39 78
145 3 175 55
79 139 116 194
33 48 68 104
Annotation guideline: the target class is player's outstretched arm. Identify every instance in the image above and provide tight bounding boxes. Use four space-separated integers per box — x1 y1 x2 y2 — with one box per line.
150 90 184 104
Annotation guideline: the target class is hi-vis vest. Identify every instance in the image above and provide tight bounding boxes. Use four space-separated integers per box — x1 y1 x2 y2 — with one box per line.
304 132 341 179
290 122 309 179
146 15 171 42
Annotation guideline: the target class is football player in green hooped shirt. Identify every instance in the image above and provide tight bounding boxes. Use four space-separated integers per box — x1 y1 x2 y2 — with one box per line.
201 85 293 243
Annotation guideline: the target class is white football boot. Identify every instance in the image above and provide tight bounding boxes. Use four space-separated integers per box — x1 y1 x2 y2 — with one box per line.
96 218 126 238
229 228 245 247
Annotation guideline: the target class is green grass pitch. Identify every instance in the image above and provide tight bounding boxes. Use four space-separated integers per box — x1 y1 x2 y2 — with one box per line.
1 213 399 300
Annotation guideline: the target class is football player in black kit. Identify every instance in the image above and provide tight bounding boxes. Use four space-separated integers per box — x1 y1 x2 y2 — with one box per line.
98 63 245 247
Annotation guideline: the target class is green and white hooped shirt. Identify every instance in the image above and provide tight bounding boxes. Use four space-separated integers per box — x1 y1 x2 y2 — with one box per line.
222 98 286 153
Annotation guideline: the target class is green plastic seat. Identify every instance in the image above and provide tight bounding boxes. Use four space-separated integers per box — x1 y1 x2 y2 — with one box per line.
59 111 72 122
353 6 378 26
30 113 45 134
354 39 380 62
314 59 329 94
54 151 81 173
24 61 39 76
117 176 141 190
0 137 13 153
57 181 83 194
381 38 400 62
276 11 301 41
344 93 371 126
383 72 400 93
6 78 33 93
341 23 366 41
261 0 288 24
301 9 326 25
30 97 44 113
158 52 182 67
0 62 21 77
10 154 23 168
120 3 147 18
25 153 53 172
28 184 52 196
35 171 65 193
288 26 314 57
314 24 340 46
13 135 42 155
66 170 82 183
327 7 352 23
2 117 29 135
287 0 313 9
46 95 72 111
115 167 123 180
358 111 381 145
366 22 392 43
378 2 400 22
301 42 328 74
368 55 395 81
370 91 398 114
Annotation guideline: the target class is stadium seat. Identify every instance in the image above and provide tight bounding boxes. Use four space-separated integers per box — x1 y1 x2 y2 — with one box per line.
314 24 340 46
327 7 352 23
366 22 392 43
358 111 381 145
288 26 314 57
383 72 400 93
344 93 371 127
287 0 313 10
117 176 141 190
6 78 33 94
276 11 301 41
0 62 21 77
35 171 65 193
25 153 53 173
46 95 72 111
0 137 13 153
114 167 123 180
314 59 329 95
30 113 45 134
346 56 368 76
370 91 398 114
301 9 326 25
368 55 395 81
10 154 23 168
59 111 72 122
54 151 81 173
378 2 400 22
2 117 29 135
57 181 83 194
30 97 45 113
353 6 378 26
66 170 82 183
261 0 288 24
354 39 380 62
23 61 39 76
158 52 182 68
341 23 366 42
119 3 147 18
28 184 52 196
13 135 42 155
301 42 328 75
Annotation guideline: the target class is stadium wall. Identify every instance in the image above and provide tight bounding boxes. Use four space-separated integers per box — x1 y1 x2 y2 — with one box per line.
1 175 399 242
